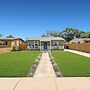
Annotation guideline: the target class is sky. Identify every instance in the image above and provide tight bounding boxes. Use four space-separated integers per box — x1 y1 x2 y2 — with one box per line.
0 0 90 40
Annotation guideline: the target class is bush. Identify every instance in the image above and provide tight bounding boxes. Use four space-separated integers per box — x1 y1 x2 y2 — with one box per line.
33 64 37 69
53 63 58 69
56 72 61 77
13 45 19 51
34 59 39 65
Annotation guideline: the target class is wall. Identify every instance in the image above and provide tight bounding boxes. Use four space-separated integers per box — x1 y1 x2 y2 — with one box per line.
11 39 24 47
0 47 13 54
66 43 90 53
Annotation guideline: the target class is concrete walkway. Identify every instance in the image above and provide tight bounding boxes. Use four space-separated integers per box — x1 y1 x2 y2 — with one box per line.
65 49 90 58
0 77 90 90
34 52 56 77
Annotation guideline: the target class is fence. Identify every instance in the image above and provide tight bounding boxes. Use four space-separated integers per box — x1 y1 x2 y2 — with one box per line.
65 43 90 53
19 44 27 50
0 47 13 54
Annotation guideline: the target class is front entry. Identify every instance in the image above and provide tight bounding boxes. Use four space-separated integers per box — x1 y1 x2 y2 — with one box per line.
44 42 47 50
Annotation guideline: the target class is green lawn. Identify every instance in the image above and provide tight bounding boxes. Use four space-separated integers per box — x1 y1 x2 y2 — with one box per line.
0 51 39 77
51 51 90 77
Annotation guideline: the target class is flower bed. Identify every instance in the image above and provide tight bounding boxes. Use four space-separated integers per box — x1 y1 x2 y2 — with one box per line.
48 52 63 77
27 52 42 77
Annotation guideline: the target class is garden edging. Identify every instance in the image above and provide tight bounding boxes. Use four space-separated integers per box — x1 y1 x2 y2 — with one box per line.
48 52 63 77
27 52 42 77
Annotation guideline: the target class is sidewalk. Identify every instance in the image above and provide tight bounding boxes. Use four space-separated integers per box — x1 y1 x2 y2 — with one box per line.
0 51 90 90
0 77 90 90
34 52 56 77
65 49 90 58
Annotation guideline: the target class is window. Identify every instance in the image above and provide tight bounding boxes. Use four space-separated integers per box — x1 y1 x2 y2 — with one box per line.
0 41 3 45
34 41 38 46
0 41 7 45
3 41 7 45
60 41 64 46
53 41 58 46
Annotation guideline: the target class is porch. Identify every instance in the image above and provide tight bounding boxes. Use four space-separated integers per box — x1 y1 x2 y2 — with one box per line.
40 40 51 51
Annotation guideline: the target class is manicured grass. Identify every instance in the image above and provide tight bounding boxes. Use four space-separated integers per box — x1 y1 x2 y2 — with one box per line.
0 51 39 77
51 51 90 77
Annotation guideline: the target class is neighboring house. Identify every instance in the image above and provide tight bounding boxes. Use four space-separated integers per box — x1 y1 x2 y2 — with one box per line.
26 37 65 51
70 38 90 44
0 38 25 49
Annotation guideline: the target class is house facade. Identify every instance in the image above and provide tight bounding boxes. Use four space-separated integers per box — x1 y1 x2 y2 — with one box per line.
0 38 25 49
70 38 90 44
26 37 65 51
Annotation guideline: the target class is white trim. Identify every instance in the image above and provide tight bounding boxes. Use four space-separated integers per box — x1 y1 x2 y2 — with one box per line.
50 41 51 51
40 41 41 50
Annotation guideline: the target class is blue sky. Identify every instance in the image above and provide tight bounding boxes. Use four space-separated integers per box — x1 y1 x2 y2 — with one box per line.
0 0 90 40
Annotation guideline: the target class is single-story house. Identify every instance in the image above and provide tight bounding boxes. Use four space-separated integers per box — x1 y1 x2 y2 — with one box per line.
70 38 90 44
0 38 25 49
26 37 65 51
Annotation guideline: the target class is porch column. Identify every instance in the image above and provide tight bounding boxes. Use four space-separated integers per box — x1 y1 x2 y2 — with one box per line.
50 40 51 51
40 41 41 51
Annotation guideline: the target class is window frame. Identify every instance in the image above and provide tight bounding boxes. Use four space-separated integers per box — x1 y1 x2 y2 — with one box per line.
0 41 8 45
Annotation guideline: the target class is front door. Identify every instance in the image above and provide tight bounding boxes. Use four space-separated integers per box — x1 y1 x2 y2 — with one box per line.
44 42 47 50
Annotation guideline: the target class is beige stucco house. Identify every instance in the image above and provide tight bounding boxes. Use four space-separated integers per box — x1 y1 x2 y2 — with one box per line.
0 38 25 49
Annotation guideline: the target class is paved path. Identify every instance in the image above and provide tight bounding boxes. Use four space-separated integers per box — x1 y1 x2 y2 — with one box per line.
0 77 90 90
65 49 90 58
34 52 56 77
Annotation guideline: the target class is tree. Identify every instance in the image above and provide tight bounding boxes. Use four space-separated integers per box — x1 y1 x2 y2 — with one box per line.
41 28 90 42
62 28 78 41
61 28 87 41
86 31 90 38
7 35 15 38
41 31 62 37
41 34 47 37
78 31 90 38
73 29 81 38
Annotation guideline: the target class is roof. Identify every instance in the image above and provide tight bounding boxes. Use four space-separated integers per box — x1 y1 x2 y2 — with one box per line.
27 37 64 41
70 38 90 42
0 38 25 42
